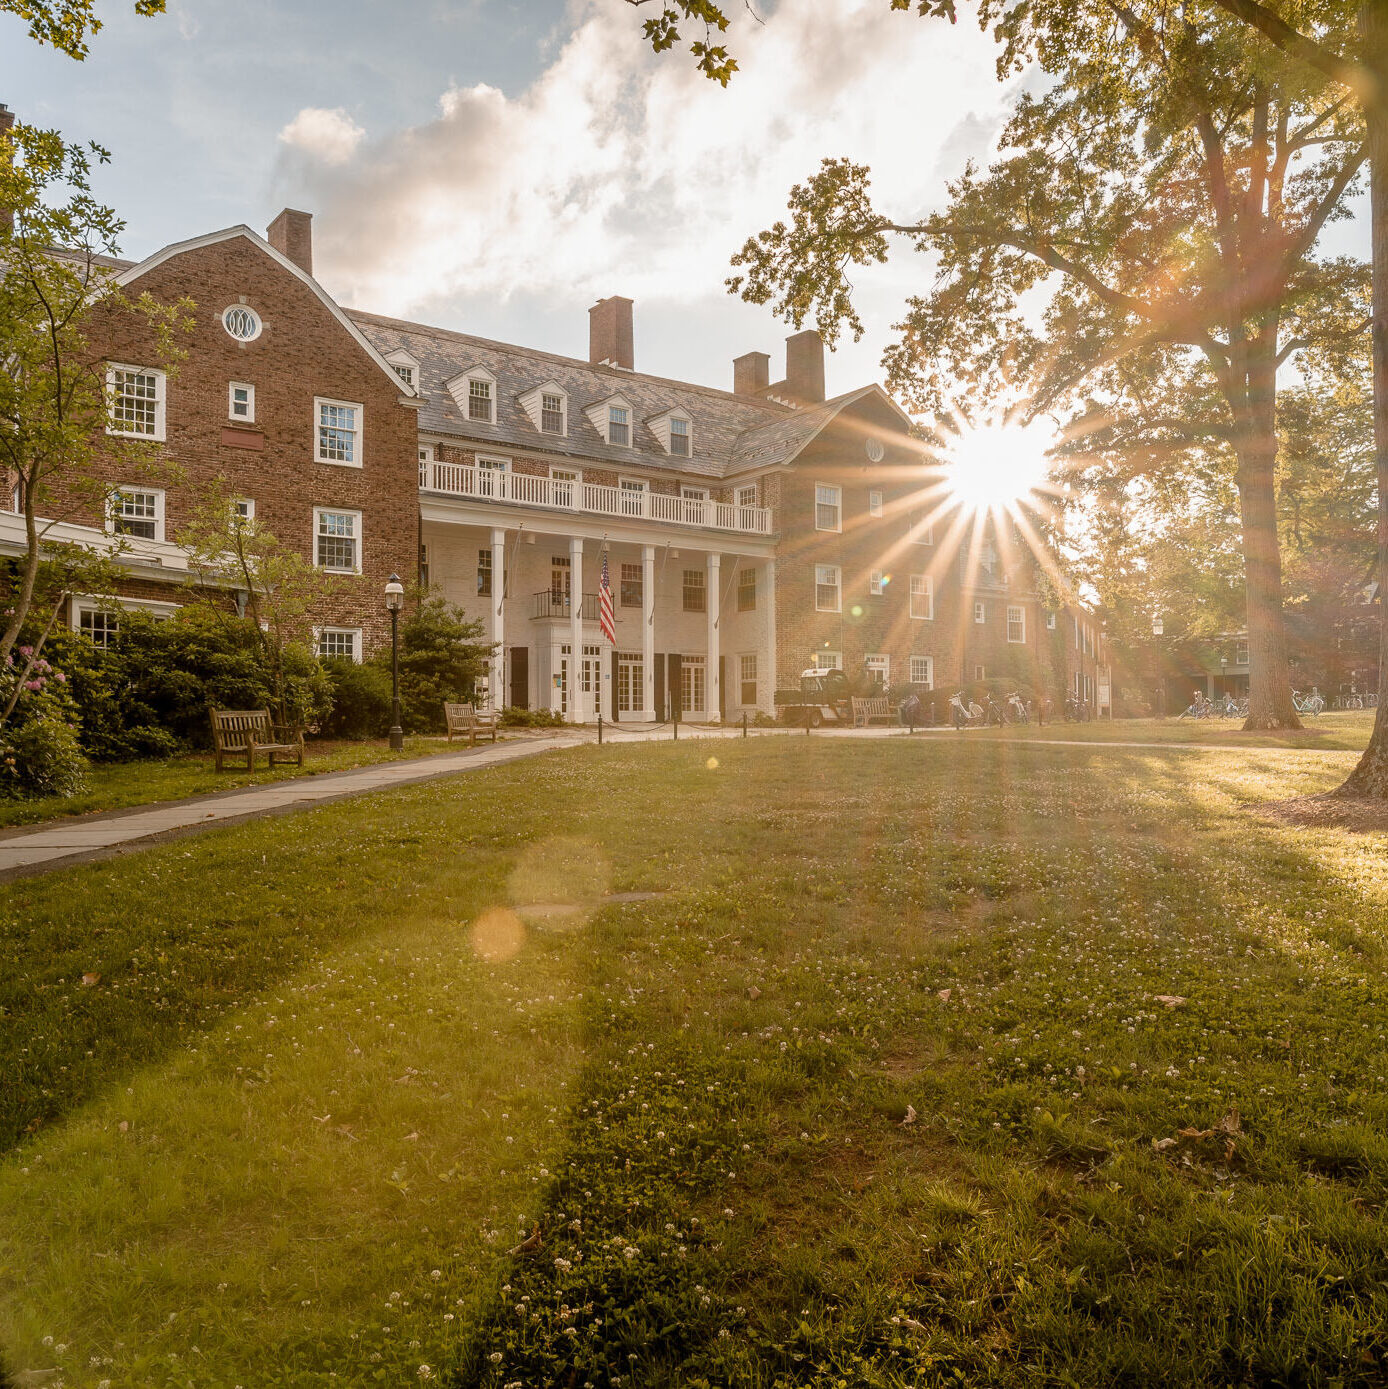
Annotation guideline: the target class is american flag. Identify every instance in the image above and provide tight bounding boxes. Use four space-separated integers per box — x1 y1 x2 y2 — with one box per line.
598 549 616 644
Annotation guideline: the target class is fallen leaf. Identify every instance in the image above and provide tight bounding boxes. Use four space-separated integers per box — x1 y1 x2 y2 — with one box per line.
1154 995 1187 1008
901 1104 917 1126
81 972 100 987
1152 1137 1177 1151
937 988 952 1003
507 1225 543 1257
118 1120 129 1133
747 985 762 1001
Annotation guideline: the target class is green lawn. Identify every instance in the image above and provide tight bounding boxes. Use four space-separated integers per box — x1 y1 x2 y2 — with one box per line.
2 737 1388 1386
0 736 465 830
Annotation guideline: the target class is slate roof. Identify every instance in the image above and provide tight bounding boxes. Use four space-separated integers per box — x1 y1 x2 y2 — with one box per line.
348 308 882 481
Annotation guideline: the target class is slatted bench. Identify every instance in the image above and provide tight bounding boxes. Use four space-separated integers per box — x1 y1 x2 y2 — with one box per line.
850 695 897 728
444 701 499 746
209 708 305 771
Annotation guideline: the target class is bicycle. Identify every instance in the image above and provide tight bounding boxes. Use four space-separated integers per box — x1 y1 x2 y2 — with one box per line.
1292 689 1324 717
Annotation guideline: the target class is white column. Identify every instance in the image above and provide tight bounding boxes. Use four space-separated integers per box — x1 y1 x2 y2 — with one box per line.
707 550 721 722
642 544 656 720
490 527 506 709
569 536 585 724
764 555 777 716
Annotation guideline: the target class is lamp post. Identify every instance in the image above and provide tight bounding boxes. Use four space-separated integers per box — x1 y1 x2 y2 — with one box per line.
385 573 405 751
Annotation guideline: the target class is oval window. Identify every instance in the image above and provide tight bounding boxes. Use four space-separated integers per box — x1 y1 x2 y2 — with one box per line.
222 305 262 342
865 438 885 463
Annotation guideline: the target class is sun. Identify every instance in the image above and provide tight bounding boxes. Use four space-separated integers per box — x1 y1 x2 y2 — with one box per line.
942 421 1055 516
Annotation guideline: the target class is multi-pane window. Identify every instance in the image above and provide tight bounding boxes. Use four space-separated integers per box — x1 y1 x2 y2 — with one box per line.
317 628 361 661
315 399 361 466
620 562 643 608
910 655 934 688
468 377 493 422
816 650 843 671
865 654 890 686
112 488 162 541
552 467 581 506
1046 612 1057 630
608 405 631 446
392 363 415 387
815 484 841 532
78 607 119 649
478 548 492 597
740 653 758 707
107 366 164 439
681 656 706 714
1235 641 1249 666
737 568 756 612
233 497 255 523
619 477 647 515
541 393 565 434
974 601 986 624
229 382 255 421
736 484 757 508
682 568 706 613
869 490 883 518
315 509 361 573
910 574 933 620
617 654 643 713
909 511 934 545
869 570 885 597
1007 605 1026 643
670 417 690 456
815 564 841 612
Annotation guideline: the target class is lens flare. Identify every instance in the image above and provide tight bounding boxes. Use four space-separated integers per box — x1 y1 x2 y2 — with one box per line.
943 420 1054 517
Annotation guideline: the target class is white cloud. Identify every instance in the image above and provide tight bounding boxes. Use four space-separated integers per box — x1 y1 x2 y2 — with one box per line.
271 0 1011 382
278 106 367 167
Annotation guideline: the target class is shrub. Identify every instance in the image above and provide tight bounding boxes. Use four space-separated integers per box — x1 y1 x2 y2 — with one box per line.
0 709 87 798
374 593 490 734
499 706 567 728
319 658 392 739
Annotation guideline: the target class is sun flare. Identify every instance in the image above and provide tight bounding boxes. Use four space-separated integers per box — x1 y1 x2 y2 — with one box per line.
943 421 1055 516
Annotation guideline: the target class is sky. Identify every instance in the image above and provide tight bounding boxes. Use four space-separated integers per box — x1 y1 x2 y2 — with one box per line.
1 0 1368 402
1 0 1021 397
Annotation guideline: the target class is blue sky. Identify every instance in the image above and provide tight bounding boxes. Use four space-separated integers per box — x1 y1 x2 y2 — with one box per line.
1 0 1368 399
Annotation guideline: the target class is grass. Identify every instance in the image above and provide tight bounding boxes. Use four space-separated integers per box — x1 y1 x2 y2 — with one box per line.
0 736 469 830
2 736 1388 1385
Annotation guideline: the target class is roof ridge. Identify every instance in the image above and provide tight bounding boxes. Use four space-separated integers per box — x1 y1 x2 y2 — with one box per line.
345 307 795 417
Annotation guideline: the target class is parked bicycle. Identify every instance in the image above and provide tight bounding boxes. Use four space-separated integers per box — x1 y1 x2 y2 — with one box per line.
1292 688 1325 717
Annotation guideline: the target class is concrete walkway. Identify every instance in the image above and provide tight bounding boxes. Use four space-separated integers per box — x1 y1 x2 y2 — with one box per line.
0 735 587 881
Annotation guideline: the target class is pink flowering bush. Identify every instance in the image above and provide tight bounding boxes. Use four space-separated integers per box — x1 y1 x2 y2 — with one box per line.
0 648 88 798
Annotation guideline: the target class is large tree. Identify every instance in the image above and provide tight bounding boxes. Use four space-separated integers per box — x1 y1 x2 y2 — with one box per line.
1 0 164 58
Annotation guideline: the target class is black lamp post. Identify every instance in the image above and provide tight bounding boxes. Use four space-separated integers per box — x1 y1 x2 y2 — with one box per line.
385 573 405 750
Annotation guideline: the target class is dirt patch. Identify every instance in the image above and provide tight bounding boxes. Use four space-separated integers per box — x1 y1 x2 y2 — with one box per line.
1256 793 1388 834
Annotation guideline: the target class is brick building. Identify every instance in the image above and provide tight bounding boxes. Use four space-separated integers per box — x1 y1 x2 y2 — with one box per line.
4 208 1106 721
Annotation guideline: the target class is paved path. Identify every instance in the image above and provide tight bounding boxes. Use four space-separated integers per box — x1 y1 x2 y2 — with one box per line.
0 723 1357 881
0 735 586 881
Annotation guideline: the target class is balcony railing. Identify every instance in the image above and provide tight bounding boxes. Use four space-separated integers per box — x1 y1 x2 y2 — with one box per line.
532 590 599 621
420 462 773 536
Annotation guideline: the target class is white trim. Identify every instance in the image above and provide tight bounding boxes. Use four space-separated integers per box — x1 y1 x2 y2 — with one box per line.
110 485 166 542
221 304 262 343
106 363 167 441
314 396 364 468
868 489 883 518
448 367 497 425
114 226 418 397
909 655 934 689
1006 604 1027 643
815 563 841 613
234 497 255 522
519 380 569 436
385 348 419 390
815 483 842 533
313 506 363 574
868 569 885 597
973 601 986 625
910 573 933 620
865 653 890 684
229 381 255 422
315 625 363 662
70 592 180 647
583 391 636 446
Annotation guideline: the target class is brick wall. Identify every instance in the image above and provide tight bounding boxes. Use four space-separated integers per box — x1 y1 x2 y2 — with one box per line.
68 233 419 652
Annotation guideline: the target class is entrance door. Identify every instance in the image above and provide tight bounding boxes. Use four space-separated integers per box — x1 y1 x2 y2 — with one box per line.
559 645 600 719
617 653 643 719
508 646 529 709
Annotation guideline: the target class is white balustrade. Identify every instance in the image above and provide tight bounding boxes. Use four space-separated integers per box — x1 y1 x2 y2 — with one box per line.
421 461 772 535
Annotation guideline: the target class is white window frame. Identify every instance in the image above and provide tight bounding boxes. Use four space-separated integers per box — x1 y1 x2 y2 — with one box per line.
668 414 692 457
608 404 632 447
228 381 255 423
910 573 934 620
737 567 756 612
735 483 758 509
106 364 166 441
540 391 567 436
815 650 843 671
869 570 885 597
815 483 842 532
70 593 179 648
316 626 363 662
974 601 986 625
1007 605 1027 644
418 445 435 465
909 512 934 546
109 485 166 542
865 654 890 685
314 397 363 468
467 374 495 424
910 655 934 689
1046 612 1057 630
551 465 582 507
739 652 758 707
680 654 706 714
313 507 363 575
869 489 883 518
233 497 255 523
815 564 841 613
619 476 648 517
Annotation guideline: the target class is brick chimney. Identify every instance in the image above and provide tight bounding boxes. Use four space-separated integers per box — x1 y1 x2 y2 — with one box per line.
785 329 825 405
733 351 770 397
267 208 313 276
589 296 634 370
0 104 15 235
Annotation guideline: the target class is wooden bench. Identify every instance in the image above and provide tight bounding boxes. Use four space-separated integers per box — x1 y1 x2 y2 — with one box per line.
444 701 499 746
209 708 305 771
850 695 897 728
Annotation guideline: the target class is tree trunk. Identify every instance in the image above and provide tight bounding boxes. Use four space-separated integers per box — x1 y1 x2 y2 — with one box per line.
1234 344 1303 730
1337 6 1388 795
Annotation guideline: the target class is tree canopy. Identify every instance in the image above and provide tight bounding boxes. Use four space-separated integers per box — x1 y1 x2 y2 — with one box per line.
1 0 164 60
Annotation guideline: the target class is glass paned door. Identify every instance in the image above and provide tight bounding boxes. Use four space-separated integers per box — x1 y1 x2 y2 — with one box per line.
617 654 643 713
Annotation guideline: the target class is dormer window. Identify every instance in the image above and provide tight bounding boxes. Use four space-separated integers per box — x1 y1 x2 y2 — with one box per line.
670 418 690 457
519 381 568 436
608 405 630 446
584 392 635 445
393 364 414 387
469 378 493 423
448 366 497 424
384 349 419 391
541 393 564 434
648 409 693 458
